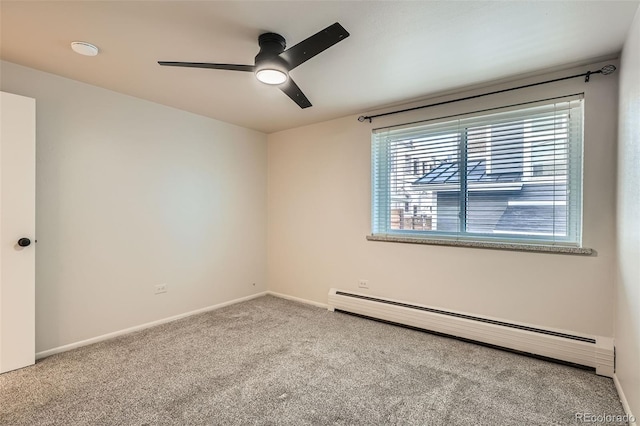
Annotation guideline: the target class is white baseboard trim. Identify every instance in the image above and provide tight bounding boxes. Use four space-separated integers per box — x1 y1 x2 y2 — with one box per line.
267 291 328 309
35 291 268 360
614 374 638 426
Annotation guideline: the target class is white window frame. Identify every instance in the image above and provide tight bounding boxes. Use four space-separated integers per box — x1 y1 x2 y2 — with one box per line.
371 96 584 248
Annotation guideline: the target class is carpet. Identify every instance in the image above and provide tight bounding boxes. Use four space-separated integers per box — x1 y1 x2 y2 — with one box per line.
0 295 627 425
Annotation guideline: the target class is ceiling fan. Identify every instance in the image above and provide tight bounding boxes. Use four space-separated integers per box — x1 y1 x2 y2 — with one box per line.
158 22 350 109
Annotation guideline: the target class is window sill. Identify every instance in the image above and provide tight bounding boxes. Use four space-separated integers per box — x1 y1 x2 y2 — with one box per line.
366 235 593 255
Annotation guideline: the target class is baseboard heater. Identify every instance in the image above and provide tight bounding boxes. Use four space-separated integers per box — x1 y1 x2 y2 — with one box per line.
328 289 614 377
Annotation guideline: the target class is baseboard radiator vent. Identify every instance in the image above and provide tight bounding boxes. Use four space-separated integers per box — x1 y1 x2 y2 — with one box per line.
328 289 614 377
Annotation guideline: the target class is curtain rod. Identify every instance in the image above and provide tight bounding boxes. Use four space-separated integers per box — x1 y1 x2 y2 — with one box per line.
357 64 616 124
371 93 583 133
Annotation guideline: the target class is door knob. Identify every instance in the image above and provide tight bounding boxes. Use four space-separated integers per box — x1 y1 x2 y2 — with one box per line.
17 238 31 247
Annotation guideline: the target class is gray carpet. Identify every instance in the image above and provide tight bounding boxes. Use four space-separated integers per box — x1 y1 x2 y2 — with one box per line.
0 295 627 425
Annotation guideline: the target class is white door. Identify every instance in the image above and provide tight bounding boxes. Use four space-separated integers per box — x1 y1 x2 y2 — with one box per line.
0 91 36 373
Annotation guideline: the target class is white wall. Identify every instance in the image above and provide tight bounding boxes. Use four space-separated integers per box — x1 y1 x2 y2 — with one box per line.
615 6 640 418
268 60 618 337
0 61 268 353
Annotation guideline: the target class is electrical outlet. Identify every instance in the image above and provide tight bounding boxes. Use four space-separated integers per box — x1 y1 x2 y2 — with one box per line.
154 284 167 295
358 279 369 289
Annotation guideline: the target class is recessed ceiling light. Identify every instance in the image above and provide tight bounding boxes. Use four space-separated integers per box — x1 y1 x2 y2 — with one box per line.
71 41 99 57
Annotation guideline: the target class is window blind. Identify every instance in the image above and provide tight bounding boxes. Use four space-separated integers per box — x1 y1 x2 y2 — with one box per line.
371 96 584 246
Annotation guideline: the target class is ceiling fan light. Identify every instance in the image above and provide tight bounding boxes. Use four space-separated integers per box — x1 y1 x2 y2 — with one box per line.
256 69 288 85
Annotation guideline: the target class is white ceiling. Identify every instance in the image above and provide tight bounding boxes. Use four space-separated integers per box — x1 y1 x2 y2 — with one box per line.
1 1 638 133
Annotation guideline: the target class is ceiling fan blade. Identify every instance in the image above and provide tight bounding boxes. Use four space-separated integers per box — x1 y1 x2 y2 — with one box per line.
279 22 350 70
279 78 312 109
158 62 255 72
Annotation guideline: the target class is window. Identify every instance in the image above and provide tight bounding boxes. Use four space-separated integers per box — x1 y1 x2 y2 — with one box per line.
371 97 584 247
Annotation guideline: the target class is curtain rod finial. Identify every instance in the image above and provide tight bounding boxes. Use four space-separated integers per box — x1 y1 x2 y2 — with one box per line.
600 64 616 75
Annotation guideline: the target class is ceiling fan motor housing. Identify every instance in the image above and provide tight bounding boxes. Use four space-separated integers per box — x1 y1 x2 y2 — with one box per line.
255 33 289 73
